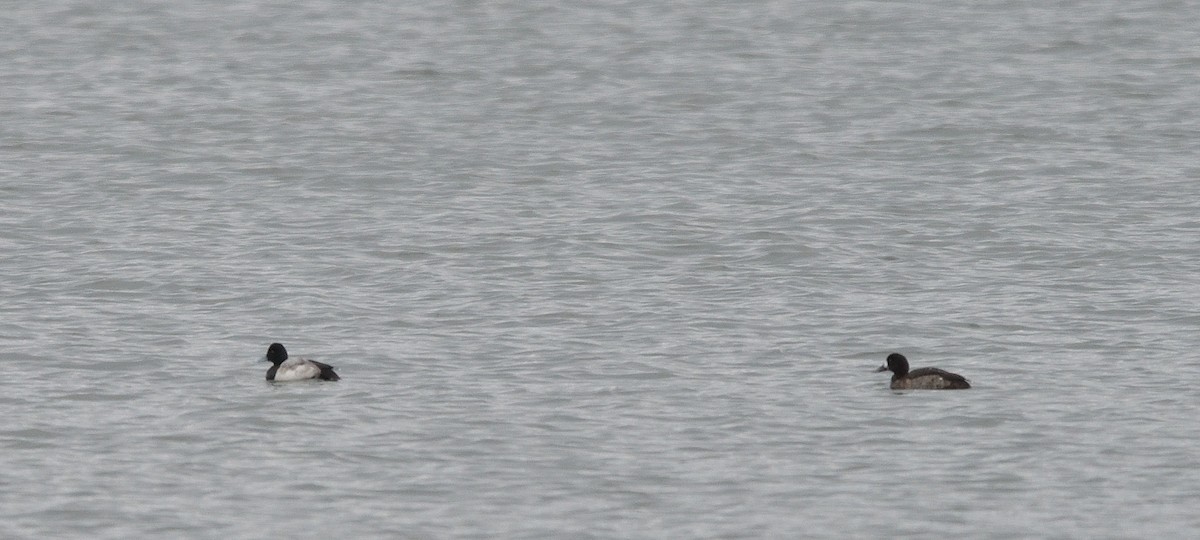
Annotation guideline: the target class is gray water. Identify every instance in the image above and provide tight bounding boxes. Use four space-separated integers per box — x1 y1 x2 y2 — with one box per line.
3 0 1200 538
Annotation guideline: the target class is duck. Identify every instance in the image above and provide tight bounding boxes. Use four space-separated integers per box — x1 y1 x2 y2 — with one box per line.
264 343 340 381
875 353 969 390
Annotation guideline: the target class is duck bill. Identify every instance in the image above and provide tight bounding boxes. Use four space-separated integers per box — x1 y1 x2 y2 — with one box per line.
874 365 889 372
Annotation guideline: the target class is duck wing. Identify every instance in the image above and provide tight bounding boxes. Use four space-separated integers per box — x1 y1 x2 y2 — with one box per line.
907 367 970 389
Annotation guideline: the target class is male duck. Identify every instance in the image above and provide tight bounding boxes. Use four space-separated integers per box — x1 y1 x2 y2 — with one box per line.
876 353 969 390
264 343 340 381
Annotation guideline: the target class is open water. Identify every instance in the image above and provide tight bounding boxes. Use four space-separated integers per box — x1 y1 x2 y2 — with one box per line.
3 0 1200 538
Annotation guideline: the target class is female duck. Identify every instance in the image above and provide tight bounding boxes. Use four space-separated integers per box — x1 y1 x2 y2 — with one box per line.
264 343 340 381
876 353 969 390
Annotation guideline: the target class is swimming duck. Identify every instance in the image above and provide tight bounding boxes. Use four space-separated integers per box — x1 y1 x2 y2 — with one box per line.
264 343 340 381
875 353 969 390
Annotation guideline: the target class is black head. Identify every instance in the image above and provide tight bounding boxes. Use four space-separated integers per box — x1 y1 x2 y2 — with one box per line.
876 353 910 376
265 343 288 365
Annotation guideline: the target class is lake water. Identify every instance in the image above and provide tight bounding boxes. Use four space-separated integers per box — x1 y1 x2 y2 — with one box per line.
3 0 1200 538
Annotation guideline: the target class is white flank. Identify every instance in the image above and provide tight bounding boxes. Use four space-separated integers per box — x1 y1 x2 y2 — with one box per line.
273 359 323 381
